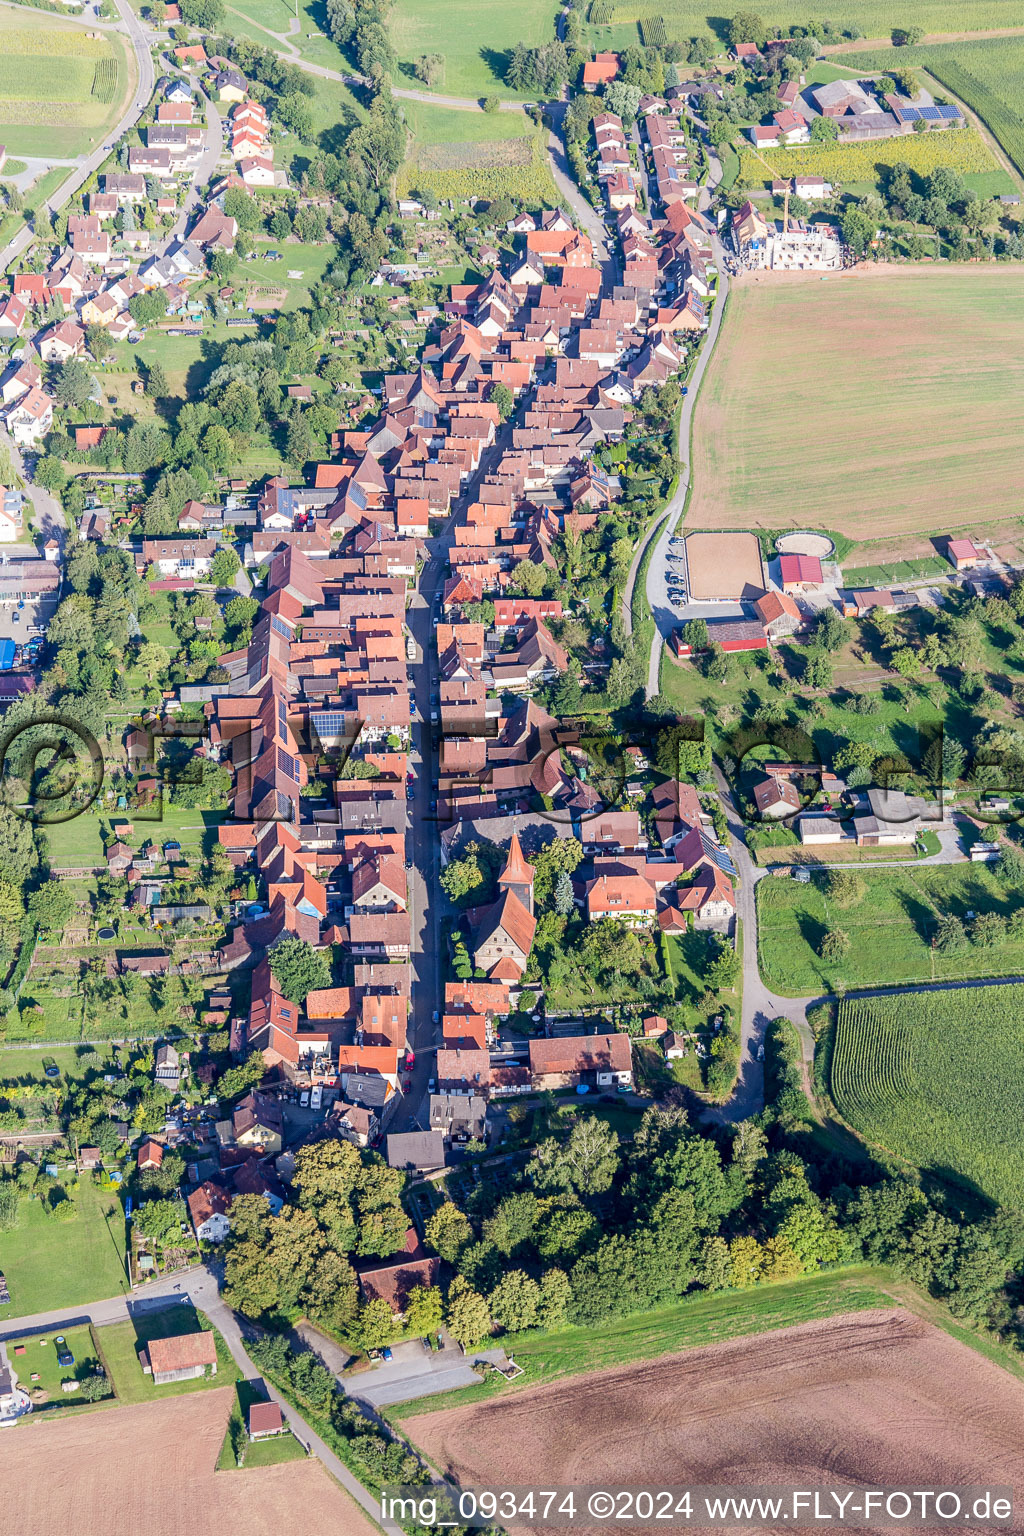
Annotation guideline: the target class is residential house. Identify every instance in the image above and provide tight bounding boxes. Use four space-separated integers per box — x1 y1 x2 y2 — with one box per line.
528 1034 633 1090
187 1180 232 1242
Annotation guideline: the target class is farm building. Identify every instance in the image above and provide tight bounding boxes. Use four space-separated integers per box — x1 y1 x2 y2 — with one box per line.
139 1331 218 1385
947 537 988 570
672 618 768 655
779 553 823 592
249 1398 284 1439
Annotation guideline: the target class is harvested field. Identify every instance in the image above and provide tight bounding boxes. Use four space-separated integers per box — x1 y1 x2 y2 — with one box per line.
684 531 765 600
411 1310 1024 1535
3 1389 380 1536
690 267 1024 543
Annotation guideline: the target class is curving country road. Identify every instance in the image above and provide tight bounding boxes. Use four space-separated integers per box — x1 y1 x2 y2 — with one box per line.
0 1266 403 1535
0 0 155 275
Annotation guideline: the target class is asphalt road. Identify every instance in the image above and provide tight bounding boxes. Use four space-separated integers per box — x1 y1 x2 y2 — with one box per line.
0 1268 402 1534
0 0 156 276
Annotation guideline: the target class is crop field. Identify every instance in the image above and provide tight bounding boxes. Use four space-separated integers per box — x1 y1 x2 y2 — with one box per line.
2 1391 382 1536
594 1 1024 42
399 100 557 202
843 36 1024 180
0 19 130 158
756 864 1024 995
689 268 1024 541
737 125 1000 191
832 986 1024 1206
408 1309 1024 1496
391 0 559 98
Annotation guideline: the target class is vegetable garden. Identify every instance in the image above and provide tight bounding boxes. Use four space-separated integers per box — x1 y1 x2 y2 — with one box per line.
831 985 1024 1208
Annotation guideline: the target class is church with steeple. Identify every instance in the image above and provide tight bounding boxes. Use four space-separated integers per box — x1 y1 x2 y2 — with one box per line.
472 832 537 982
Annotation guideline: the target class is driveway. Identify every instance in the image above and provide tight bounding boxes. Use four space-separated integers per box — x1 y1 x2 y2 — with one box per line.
345 1337 511 1410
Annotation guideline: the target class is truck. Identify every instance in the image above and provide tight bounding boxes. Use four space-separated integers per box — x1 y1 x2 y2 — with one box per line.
310 1084 323 1111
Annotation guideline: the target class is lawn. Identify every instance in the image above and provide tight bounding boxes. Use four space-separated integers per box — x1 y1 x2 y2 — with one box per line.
391 1266 896 1417
44 805 224 867
0 14 133 158
0 1181 128 1319
842 36 1024 181
216 1378 308 1469
391 0 560 98
830 984 1024 1207
689 267 1024 543
0 1042 114 1086
94 1302 238 1406
841 555 950 586
756 863 1024 996
225 0 357 71
11 1325 109 1411
398 98 557 203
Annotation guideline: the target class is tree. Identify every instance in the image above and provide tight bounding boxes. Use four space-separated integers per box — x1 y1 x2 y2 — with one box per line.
537 1267 572 1330
446 1276 491 1349
405 1284 443 1336
604 80 643 122
35 457 67 493
209 547 241 587
179 0 224 23
553 868 575 917
277 92 314 141
489 1270 541 1332
682 617 708 652
488 382 514 421
357 1296 399 1350
0 1181 19 1230
86 324 113 363
892 24 925 45
135 641 170 681
79 1373 110 1402
146 360 170 399
842 204 876 256
933 911 968 954
425 1201 472 1262
268 937 330 1004
824 869 864 909
133 1197 182 1242
414 52 445 87
819 927 850 962
28 882 74 934
728 9 767 47
509 559 548 597
971 910 1006 948
286 411 314 468
532 1115 619 1197
482 1192 540 1256
809 114 839 142
223 188 261 232
55 359 92 408
816 605 846 652
803 648 833 690
890 645 920 679
130 290 166 328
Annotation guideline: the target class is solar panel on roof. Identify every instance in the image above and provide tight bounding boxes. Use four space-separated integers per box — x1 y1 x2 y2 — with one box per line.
900 105 921 120
920 105 941 120
938 103 961 118
271 614 290 639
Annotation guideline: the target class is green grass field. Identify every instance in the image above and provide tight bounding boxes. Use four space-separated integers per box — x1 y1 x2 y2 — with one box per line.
0 1042 113 1086
842 556 950 586
392 1266 896 1417
831 985 1024 1206
392 0 559 98
842 36 1024 182
690 268 1024 543
757 864 1024 996
44 806 224 867
11 1325 108 1410
399 99 557 201
94 1302 238 1405
0 1181 127 1319
216 1379 308 1468
0 15 132 158
593 1 1024 46
224 0 357 72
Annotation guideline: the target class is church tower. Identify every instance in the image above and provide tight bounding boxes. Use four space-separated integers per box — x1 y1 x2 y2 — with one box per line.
497 830 534 916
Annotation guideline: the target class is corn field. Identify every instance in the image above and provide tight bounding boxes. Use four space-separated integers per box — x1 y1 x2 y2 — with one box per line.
91 57 119 105
832 986 1024 1208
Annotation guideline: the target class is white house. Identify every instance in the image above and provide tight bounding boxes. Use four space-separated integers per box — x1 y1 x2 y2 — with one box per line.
6 387 53 446
186 1181 232 1242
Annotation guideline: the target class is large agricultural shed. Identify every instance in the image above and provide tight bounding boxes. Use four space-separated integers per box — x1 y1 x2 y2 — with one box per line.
684 531 766 601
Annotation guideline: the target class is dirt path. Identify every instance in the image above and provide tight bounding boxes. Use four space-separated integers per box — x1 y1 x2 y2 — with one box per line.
823 25 1024 51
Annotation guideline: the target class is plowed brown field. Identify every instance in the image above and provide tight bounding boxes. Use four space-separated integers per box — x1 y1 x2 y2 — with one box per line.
410 1309 1024 1535
2 1388 381 1536
689 266 1024 545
